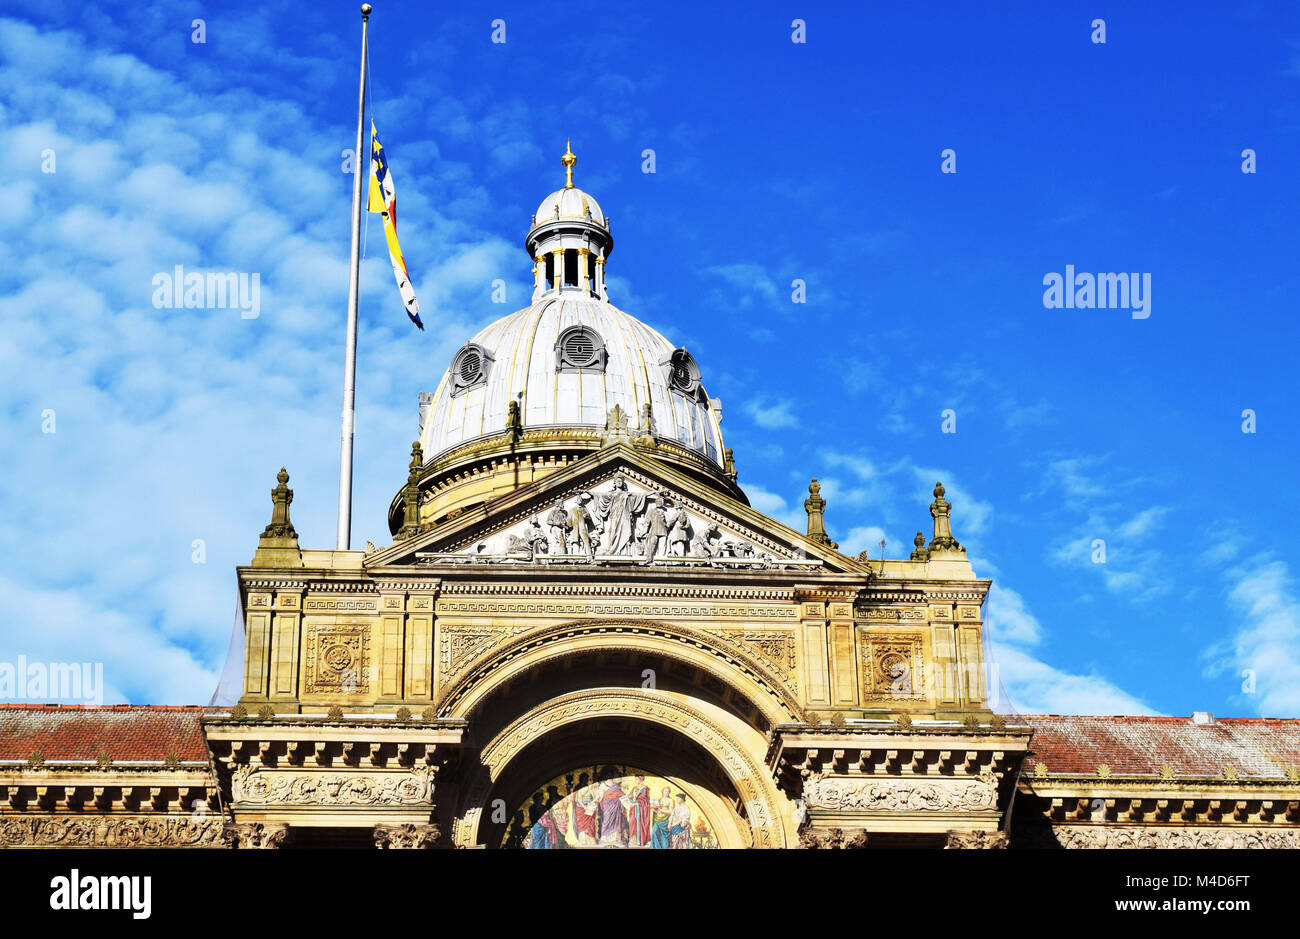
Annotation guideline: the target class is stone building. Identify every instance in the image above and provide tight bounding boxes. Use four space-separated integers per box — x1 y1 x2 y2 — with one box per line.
2 149 1298 849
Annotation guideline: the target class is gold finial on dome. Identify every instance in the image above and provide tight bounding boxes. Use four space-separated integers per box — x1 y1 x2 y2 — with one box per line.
562 140 576 189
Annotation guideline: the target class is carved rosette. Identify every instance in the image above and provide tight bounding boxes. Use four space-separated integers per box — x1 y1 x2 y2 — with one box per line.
304 625 371 694
0 815 226 848
859 633 925 702
945 829 1009 849
373 823 443 849
231 765 435 806
223 822 289 849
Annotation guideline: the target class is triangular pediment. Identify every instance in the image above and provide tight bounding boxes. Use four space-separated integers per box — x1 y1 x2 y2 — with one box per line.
366 444 865 574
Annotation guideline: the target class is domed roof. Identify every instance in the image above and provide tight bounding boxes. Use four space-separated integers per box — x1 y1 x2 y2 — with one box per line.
533 187 606 228
419 296 724 467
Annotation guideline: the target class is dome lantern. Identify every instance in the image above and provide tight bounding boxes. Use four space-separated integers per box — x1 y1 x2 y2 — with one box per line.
526 142 612 303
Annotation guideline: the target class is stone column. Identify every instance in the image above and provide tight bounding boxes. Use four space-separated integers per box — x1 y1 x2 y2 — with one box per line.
223 822 288 849
578 247 590 293
373 822 442 848
945 829 1008 849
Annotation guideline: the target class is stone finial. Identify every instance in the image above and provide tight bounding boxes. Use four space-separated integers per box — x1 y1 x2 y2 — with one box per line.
253 467 303 568
561 139 577 189
927 481 964 555
262 468 297 539
397 441 424 541
632 403 657 449
910 530 929 561
722 447 738 483
600 404 631 446
804 479 838 549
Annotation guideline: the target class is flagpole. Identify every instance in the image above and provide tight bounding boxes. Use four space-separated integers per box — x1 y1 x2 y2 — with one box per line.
337 3 371 550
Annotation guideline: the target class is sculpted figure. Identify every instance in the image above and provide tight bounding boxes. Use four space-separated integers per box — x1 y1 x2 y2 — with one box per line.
690 522 722 558
544 498 570 554
641 496 668 561
596 476 647 555
569 492 597 562
666 501 691 556
525 517 547 560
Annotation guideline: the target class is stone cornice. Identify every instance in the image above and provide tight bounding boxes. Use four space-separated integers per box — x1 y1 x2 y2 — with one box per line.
438 581 797 601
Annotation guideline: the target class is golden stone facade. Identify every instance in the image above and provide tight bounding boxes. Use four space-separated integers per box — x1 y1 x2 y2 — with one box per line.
2 153 1298 850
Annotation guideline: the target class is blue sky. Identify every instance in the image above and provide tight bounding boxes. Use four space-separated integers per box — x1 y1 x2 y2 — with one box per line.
1 1 1297 716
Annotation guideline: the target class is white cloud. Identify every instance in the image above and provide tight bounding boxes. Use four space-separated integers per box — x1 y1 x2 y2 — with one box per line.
1204 559 1300 716
984 584 1157 715
0 15 520 704
746 398 799 430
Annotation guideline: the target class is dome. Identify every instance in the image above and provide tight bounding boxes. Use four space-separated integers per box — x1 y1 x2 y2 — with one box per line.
533 187 606 227
419 296 724 467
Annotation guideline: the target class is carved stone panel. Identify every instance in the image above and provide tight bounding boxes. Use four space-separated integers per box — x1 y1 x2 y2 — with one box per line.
303 625 371 694
716 629 799 696
231 766 434 806
859 632 926 702
0 815 226 848
801 773 997 813
1040 826 1300 849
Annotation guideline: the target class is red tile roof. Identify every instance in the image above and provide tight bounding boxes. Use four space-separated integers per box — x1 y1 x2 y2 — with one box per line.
0 705 210 762
1017 715 1300 778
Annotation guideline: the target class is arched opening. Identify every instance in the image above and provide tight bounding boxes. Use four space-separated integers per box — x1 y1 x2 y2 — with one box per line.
438 619 802 730
484 718 745 849
463 648 777 745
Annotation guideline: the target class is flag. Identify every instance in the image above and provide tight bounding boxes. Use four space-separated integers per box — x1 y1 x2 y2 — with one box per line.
367 122 423 330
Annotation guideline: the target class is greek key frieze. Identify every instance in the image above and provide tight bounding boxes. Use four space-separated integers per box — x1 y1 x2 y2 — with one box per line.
437 600 795 618
304 599 377 611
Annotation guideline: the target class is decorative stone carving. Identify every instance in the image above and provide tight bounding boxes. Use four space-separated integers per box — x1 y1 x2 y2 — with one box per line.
304 625 371 694
0 816 226 848
716 630 799 695
799 827 869 849
223 822 288 849
860 633 925 702
1041 826 1300 849
433 475 791 567
231 766 434 806
440 625 532 682
801 772 997 813
946 829 1008 849
373 823 442 849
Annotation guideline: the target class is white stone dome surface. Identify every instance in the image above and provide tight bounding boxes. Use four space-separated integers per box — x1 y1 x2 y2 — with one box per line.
534 187 606 226
420 296 723 466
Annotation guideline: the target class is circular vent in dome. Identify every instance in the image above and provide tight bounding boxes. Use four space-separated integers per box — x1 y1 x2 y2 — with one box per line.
459 350 482 381
449 342 493 397
664 347 701 395
555 325 607 372
566 333 595 364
